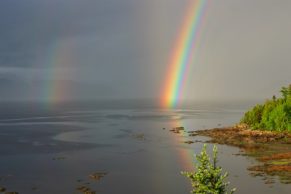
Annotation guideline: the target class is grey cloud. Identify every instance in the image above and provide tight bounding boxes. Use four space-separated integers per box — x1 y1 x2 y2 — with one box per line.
0 0 290 102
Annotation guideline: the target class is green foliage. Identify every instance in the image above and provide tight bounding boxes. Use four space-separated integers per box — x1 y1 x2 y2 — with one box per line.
281 85 291 100
240 104 264 128
240 85 291 131
182 145 236 194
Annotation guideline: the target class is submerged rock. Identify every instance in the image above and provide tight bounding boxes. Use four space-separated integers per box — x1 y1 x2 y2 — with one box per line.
132 133 145 140
0 187 6 192
89 172 108 181
184 140 194 144
170 126 185 133
188 131 198 136
76 186 91 192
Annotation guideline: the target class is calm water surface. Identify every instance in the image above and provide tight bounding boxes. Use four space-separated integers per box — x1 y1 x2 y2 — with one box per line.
0 102 290 194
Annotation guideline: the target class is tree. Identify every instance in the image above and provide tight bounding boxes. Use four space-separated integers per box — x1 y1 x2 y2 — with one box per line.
182 144 236 194
280 84 291 100
240 84 291 131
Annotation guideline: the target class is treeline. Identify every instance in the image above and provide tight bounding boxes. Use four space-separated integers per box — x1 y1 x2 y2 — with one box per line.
241 85 291 131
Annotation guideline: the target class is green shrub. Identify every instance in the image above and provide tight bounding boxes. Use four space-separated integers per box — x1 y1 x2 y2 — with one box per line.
182 144 236 194
260 99 278 130
241 84 291 131
240 104 264 129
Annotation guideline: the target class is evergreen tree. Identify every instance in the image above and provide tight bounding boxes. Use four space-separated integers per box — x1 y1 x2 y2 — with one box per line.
182 145 236 194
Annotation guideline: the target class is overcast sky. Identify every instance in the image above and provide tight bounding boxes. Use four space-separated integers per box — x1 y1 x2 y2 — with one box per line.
0 0 290 103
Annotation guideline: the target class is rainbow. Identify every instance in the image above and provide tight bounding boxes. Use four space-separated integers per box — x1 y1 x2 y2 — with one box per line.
161 0 208 108
171 119 195 171
44 40 75 105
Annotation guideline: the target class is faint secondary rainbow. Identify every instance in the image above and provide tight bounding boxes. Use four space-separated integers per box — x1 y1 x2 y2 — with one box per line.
161 0 208 108
44 40 75 105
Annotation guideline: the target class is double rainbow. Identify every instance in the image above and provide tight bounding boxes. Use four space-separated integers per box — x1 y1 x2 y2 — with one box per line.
161 0 208 108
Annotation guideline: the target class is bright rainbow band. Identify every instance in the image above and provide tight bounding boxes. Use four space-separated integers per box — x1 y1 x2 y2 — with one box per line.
161 0 208 108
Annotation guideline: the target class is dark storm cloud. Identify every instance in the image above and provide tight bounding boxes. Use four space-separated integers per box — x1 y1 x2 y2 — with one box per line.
0 0 290 102
0 0 145 101
0 0 138 67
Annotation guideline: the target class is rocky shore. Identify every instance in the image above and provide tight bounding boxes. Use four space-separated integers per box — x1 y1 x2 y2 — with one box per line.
192 124 291 148
191 124 291 184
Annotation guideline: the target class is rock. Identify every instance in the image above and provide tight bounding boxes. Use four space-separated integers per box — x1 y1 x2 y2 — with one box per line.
89 172 107 181
84 191 96 194
173 127 184 131
170 126 185 133
184 140 194 144
0 187 6 192
76 185 96 194
265 179 275 185
132 134 145 140
76 186 90 192
188 131 198 136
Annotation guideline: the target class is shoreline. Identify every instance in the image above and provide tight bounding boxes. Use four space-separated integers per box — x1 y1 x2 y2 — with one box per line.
191 125 291 184
192 124 291 147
